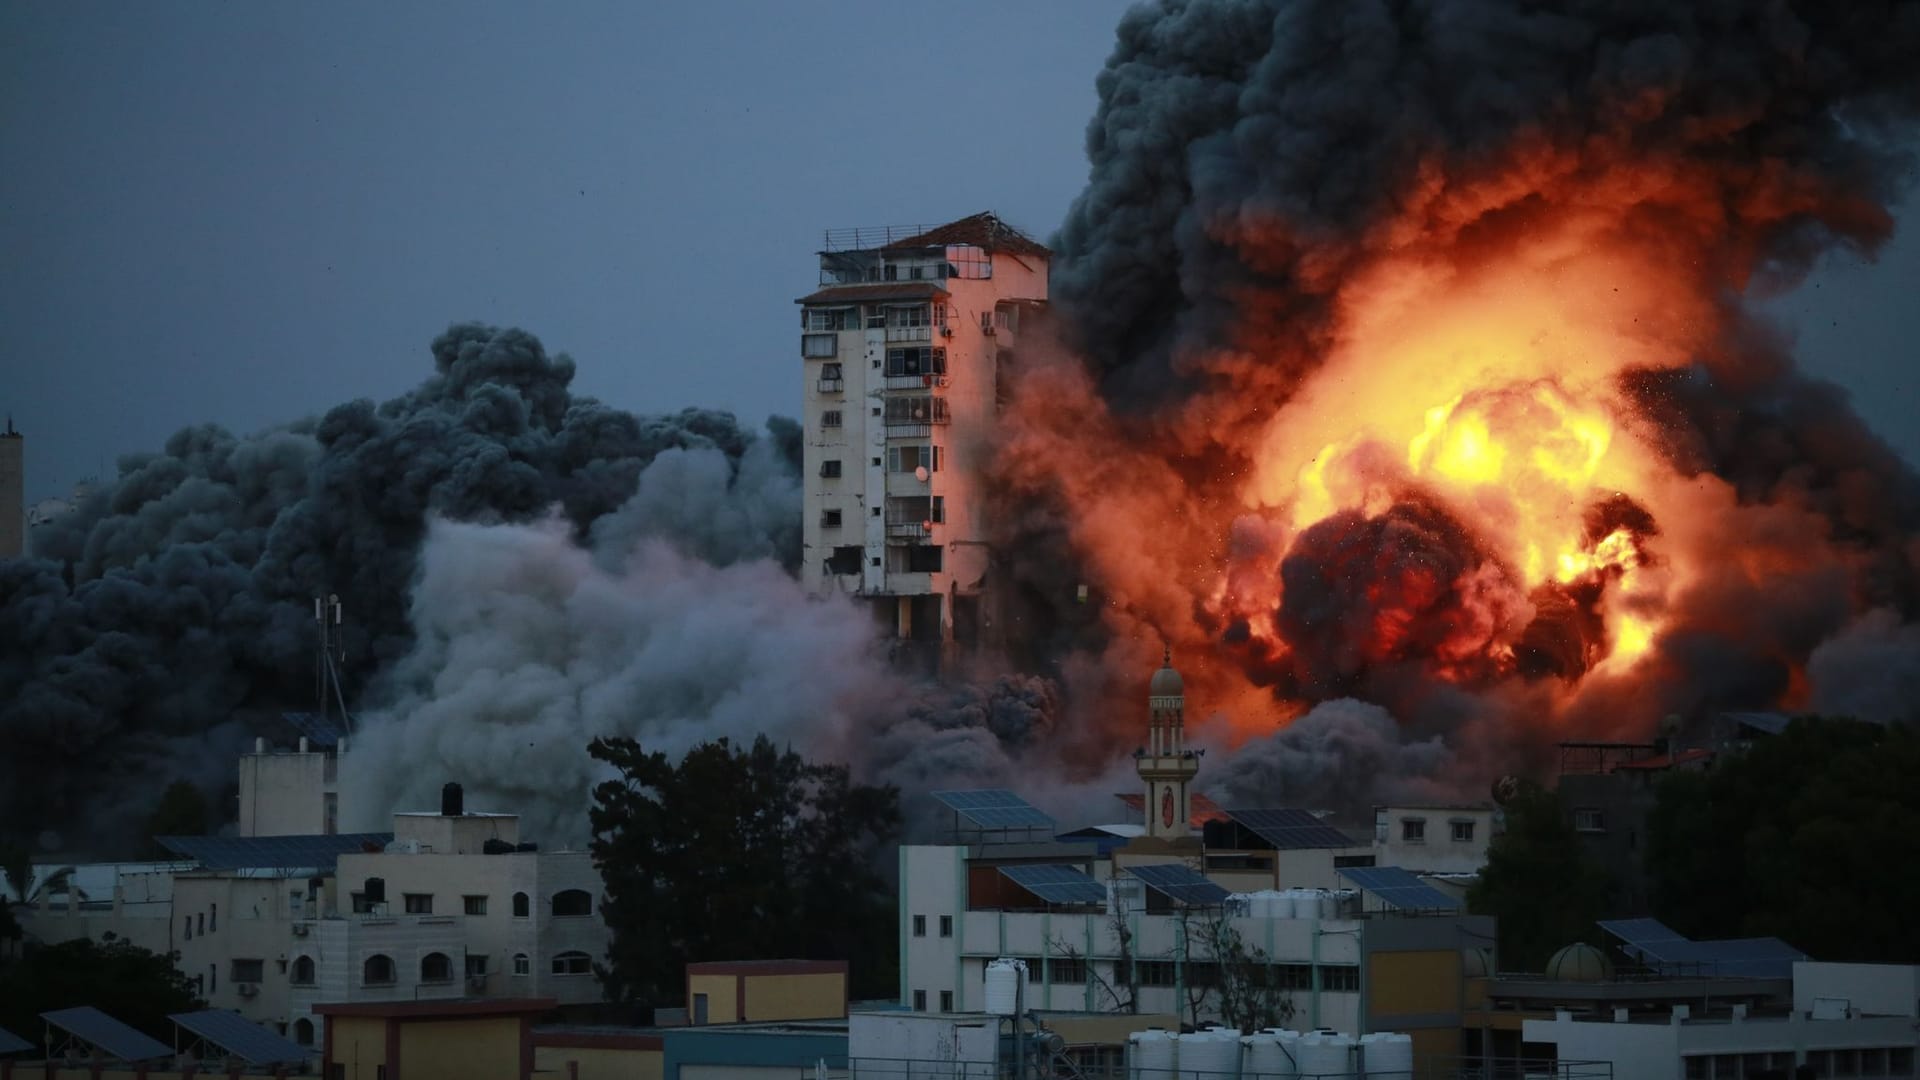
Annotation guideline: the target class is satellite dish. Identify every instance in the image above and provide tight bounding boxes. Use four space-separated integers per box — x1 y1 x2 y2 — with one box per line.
914 466 929 482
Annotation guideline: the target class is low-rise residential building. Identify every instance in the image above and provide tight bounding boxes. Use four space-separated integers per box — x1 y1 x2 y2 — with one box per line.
1371 803 1496 875
319 997 555 1080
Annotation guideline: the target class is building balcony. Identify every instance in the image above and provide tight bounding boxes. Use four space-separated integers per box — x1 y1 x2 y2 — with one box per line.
816 378 844 394
886 523 931 541
886 326 933 343
885 374 951 391
885 423 931 438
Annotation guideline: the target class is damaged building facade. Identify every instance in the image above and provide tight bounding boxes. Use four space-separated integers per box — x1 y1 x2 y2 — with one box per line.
797 212 1049 657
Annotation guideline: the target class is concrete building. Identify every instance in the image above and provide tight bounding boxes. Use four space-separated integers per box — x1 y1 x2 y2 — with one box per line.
1471 958 1920 1079
319 997 554 1080
796 212 1049 658
1371 803 1497 875
686 960 848 1026
238 731 346 836
0 417 21 558
900 654 1496 1074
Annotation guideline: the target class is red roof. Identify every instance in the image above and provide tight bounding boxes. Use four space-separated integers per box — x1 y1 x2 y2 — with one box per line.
1115 791 1229 827
889 212 1049 257
795 282 948 306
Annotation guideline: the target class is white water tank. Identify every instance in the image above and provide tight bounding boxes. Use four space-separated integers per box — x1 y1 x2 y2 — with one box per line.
1359 1032 1413 1078
1182 1029 1239 1080
985 958 1025 1016
1132 1029 1177 1080
1318 890 1340 919
1266 890 1294 919
1295 1032 1354 1078
1242 1029 1300 1079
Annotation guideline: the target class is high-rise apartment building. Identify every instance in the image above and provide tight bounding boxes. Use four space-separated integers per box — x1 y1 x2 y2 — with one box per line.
796 213 1049 653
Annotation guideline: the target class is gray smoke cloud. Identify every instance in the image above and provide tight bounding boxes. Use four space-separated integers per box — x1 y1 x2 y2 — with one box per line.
1202 699 1456 814
0 324 815 853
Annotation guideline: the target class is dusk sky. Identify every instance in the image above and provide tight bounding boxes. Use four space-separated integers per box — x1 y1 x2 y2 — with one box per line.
3 1 1915 504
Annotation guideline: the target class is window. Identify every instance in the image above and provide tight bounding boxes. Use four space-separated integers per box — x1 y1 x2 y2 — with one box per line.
1136 961 1177 987
551 951 592 976
403 893 433 915
293 1019 314 1047
1573 808 1606 833
912 915 926 937
912 990 927 1011
883 395 950 426
1333 854 1377 868
820 362 843 380
1274 964 1315 991
324 791 338 834
803 307 851 332
1451 820 1476 843
1049 957 1087 984
884 346 947 377
420 952 453 983
209 903 216 932
350 892 373 914
197 913 205 935
210 963 217 993
466 954 489 978
551 889 593 917
821 410 842 428
1401 819 1426 843
802 333 837 358
887 304 931 328
512 892 530 918
821 509 842 529
513 953 530 976
886 545 943 573
1683 1056 1709 1080
1319 965 1359 992
938 915 953 938
825 545 863 575
231 958 264 983
819 459 842 478
291 955 315 985
464 895 487 916
183 916 192 941
939 990 954 1012
363 954 395 986
887 445 942 474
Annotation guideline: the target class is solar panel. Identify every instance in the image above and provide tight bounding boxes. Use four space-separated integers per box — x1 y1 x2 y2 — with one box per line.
1338 866 1461 911
170 1010 313 1065
931 790 1053 830
999 864 1108 905
1124 863 1231 906
1599 920 1804 978
282 711 349 748
41 1007 171 1062
156 833 393 870
1227 808 1355 850
0 1026 30 1056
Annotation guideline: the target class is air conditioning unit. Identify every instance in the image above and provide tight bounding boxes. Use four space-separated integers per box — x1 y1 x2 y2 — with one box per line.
291 923 309 937
237 982 259 998
467 976 488 992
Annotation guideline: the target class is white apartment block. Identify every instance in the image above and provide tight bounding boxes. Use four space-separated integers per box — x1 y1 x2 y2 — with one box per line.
797 212 1049 652
1372 804 1497 875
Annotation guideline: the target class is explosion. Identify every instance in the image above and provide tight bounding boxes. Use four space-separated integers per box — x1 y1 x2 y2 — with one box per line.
1003 0 1920 787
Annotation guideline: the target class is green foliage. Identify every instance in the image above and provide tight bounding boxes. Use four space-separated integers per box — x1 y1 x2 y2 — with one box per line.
1186 912 1296 1034
0 936 203 1043
1467 784 1611 972
144 781 209 858
1646 718 1920 962
588 735 900 1005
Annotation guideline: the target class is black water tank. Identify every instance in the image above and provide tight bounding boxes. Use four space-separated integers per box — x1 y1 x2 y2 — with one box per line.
442 782 464 817
364 877 385 903
482 838 515 855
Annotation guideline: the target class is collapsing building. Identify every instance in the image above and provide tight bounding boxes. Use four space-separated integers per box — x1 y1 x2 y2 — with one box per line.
797 212 1049 659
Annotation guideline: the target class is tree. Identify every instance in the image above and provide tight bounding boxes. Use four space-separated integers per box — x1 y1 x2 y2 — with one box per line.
0 936 203 1043
143 781 208 858
588 735 900 1004
1645 717 1920 963
1176 908 1297 1033
1467 784 1612 971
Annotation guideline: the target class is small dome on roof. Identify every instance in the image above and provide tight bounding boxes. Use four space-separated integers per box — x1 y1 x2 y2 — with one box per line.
1545 943 1614 982
1150 648 1184 697
1462 946 1493 978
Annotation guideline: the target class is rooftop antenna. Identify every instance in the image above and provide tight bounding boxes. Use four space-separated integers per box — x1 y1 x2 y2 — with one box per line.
314 592 353 733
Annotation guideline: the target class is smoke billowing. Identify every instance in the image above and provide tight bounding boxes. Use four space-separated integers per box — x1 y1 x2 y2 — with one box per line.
9 1 1920 851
